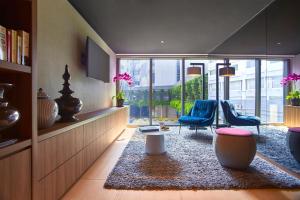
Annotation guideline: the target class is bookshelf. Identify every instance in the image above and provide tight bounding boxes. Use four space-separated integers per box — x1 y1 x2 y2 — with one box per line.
0 0 36 199
0 0 34 153
0 60 32 74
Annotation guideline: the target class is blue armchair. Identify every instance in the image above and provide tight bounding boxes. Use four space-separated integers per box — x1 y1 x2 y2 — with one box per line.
178 100 218 134
220 100 261 134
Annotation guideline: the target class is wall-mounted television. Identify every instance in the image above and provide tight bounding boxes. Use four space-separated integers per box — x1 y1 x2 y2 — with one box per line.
85 37 110 83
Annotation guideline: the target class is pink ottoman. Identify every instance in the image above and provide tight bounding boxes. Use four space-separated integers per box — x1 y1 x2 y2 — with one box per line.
213 128 256 169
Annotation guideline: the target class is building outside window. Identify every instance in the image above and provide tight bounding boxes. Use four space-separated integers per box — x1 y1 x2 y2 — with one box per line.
261 60 284 123
119 58 286 125
246 78 255 90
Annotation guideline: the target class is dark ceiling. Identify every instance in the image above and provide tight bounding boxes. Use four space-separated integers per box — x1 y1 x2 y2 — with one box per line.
69 0 273 54
211 0 300 55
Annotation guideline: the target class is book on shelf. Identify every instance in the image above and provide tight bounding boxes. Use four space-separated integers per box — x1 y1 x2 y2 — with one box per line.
6 30 11 62
11 29 17 64
0 24 30 66
17 30 29 65
0 25 7 61
17 35 22 65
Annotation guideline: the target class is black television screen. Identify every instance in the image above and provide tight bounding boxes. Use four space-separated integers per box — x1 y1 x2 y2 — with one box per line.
86 37 110 82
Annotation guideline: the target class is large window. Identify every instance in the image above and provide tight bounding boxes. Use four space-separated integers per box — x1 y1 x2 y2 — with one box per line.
229 60 256 116
152 59 182 125
206 60 224 124
120 59 150 125
119 58 286 126
184 60 209 113
261 60 284 123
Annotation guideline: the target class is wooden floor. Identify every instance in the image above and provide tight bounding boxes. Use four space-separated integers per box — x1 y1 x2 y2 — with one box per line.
63 128 300 200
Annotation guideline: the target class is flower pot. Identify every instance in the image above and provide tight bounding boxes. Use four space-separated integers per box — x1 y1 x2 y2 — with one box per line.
291 98 300 106
116 99 124 107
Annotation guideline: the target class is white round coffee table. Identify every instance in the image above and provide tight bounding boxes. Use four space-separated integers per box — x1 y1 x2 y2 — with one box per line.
143 130 172 155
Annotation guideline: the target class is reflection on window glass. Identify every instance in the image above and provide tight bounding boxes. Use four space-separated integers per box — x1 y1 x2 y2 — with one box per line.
152 59 182 125
229 60 256 116
246 79 255 90
261 60 284 123
120 59 150 125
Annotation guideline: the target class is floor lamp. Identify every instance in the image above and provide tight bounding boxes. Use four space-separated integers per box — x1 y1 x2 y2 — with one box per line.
215 62 235 128
187 63 205 100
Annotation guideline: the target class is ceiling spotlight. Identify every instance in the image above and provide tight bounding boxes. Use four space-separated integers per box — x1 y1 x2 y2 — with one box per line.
160 40 165 44
276 42 281 45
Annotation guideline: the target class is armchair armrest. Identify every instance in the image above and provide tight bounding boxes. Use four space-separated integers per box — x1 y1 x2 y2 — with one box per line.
187 107 193 116
237 112 243 116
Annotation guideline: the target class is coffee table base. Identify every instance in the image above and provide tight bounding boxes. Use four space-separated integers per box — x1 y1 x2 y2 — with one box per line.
145 134 165 155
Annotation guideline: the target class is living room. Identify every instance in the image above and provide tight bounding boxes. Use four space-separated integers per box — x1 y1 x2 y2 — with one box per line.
0 0 299 200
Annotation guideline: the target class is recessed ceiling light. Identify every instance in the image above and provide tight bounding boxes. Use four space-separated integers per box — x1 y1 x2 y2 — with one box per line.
160 40 165 44
276 42 281 45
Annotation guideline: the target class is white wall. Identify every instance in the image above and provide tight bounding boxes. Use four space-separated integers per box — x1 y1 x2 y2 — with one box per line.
37 0 116 113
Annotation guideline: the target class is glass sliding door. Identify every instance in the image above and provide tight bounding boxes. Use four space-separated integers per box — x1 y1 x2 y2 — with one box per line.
207 60 225 124
261 60 285 123
184 59 209 115
152 59 182 125
119 59 150 125
228 59 256 116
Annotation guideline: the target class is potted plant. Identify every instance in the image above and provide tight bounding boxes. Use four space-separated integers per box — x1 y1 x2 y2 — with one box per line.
281 73 300 106
286 91 300 106
113 72 133 107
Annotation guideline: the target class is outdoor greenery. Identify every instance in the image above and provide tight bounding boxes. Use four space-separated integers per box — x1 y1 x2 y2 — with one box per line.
169 76 208 114
124 76 208 117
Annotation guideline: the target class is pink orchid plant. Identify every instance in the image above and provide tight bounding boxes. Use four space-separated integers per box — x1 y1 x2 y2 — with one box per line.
281 73 300 86
112 73 133 101
113 72 133 86
281 73 300 104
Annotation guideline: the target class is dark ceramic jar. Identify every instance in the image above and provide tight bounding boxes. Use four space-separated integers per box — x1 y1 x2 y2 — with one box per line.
55 96 83 122
0 83 20 131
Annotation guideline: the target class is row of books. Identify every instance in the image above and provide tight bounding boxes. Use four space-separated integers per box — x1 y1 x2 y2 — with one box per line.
0 25 29 66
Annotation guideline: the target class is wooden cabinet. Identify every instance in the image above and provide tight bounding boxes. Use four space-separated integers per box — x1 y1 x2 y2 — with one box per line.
284 105 300 127
0 148 31 200
36 107 128 199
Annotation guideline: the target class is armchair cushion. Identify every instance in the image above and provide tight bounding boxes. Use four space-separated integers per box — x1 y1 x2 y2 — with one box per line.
238 115 260 123
191 100 216 118
179 100 217 127
179 116 207 125
221 100 261 126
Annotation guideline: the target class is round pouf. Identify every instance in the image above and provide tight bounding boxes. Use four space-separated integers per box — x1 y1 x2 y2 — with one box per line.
145 134 165 155
287 127 300 163
214 128 256 170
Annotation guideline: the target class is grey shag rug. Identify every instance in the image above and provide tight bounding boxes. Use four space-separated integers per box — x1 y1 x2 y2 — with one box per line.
247 126 300 174
104 128 300 190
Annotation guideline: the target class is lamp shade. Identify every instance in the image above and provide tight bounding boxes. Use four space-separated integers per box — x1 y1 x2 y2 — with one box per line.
219 66 235 76
187 67 201 76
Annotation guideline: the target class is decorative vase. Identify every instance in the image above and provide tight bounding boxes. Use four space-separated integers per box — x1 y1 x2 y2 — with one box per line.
55 65 83 122
116 99 124 107
291 98 300 106
37 88 58 129
0 83 20 131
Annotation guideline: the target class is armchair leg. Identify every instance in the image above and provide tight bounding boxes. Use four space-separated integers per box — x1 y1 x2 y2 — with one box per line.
179 123 181 134
195 127 198 134
257 125 260 135
210 126 214 134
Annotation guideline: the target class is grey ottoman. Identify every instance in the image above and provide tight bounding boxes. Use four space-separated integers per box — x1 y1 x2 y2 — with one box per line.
214 128 256 170
287 127 300 163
